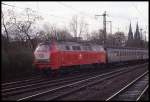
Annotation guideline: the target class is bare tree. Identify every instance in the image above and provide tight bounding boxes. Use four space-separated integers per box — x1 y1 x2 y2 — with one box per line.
2 12 9 42
88 29 104 44
49 24 57 40
13 8 43 49
70 15 88 40
56 28 73 41
106 33 116 47
70 15 78 38
78 17 88 38
1 8 17 42
114 31 126 47
1 8 19 50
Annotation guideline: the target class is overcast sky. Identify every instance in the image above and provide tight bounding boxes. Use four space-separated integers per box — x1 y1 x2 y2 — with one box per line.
2 1 149 41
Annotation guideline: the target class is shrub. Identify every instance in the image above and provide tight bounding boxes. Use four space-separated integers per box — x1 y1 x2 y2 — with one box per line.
2 47 36 81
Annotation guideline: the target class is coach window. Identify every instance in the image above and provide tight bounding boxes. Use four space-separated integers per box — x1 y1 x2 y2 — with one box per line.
83 46 92 51
119 51 121 56
118 51 121 56
72 46 81 51
117 51 119 56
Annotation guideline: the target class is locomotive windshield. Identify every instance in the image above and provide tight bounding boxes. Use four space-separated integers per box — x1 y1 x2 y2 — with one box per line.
35 44 50 52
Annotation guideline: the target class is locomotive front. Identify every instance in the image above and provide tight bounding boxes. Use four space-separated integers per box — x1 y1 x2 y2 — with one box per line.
33 42 51 69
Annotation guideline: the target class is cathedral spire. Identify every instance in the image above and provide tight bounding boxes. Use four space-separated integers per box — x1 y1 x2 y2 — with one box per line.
134 22 141 40
128 22 133 40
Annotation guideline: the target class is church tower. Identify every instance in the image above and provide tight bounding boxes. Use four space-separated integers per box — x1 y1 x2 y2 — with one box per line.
128 23 134 40
126 23 134 47
134 22 141 40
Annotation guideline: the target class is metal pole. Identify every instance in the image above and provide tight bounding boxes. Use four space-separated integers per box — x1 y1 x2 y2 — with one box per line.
107 21 112 34
95 11 108 45
103 11 107 44
140 28 143 40
110 21 112 34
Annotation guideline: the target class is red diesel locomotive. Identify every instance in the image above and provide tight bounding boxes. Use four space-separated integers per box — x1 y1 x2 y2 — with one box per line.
33 40 106 71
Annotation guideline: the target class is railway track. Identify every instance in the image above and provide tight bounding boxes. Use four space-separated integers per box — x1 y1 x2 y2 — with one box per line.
2 62 148 101
1 61 133 90
2 62 131 100
2 71 103 97
16 63 148 100
40 64 147 101
106 71 149 101
2 61 144 89
2 76 47 89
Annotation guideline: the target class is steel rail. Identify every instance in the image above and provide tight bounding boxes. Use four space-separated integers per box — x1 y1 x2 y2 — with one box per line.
2 62 145 86
4 63 147 93
106 71 148 101
2 75 42 86
136 85 149 101
44 66 147 100
2 72 101 96
17 64 142 101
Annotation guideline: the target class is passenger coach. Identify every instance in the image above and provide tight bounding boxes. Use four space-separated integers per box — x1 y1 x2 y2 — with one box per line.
106 47 148 63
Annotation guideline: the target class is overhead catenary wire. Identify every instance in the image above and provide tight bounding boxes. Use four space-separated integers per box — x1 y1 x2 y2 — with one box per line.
131 3 145 18
2 2 72 24
2 2 148 38
2 2 138 26
130 2 148 28
57 2 96 20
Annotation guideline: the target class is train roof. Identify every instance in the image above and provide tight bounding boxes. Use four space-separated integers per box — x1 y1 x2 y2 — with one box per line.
104 46 148 50
40 40 98 46
39 40 148 50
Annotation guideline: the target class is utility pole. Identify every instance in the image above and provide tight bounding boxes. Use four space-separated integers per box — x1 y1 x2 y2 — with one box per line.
107 21 112 34
144 31 146 41
95 11 108 45
140 28 143 40
143 31 146 48
140 28 143 47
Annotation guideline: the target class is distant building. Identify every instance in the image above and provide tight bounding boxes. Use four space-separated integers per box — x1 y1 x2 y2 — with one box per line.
126 22 143 47
126 23 134 46
133 22 143 47
134 22 141 40
128 23 134 41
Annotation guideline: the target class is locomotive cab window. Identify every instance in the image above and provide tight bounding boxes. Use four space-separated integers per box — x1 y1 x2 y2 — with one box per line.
65 46 70 50
35 44 50 52
83 46 92 51
72 46 81 51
